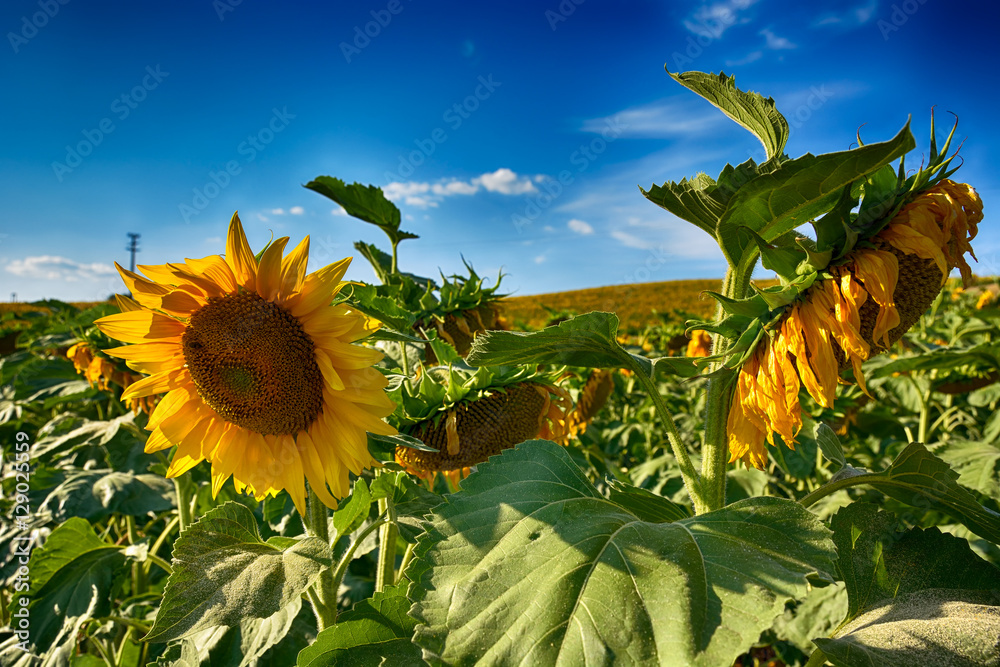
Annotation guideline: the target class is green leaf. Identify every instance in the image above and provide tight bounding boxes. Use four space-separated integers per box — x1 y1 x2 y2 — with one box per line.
868 341 1000 377
353 241 435 288
668 70 789 161
639 173 725 238
410 440 836 667
813 589 1000 667
39 469 175 522
831 502 1000 621
716 121 915 266
815 423 846 469
345 284 417 332
333 479 371 538
296 584 424 666
304 177 417 246
467 311 698 379
144 502 333 643
935 439 1000 502
817 503 1000 666
771 583 849 656
807 442 1000 545
17 518 126 654
606 479 690 522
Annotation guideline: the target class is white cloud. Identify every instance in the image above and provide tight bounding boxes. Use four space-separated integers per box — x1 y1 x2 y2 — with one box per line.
683 0 758 39
812 0 878 27
331 206 347 216
581 99 722 138
475 168 537 195
760 28 796 49
567 219 594 235
5 256 116 282
610 230 654 250
289 206 304 215
383 169 539 208
256 213 269 222
543 225 556 233
534 254 547 264
270 208 285 215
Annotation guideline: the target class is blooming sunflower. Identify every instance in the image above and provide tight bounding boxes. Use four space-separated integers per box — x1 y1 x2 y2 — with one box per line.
94 213 396 512
726 179 983 468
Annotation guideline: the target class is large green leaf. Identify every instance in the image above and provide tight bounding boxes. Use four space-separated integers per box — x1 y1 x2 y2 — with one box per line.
145 502 333 643
409 440 836 666
39 469 175 522
934 439 1000 502
15 518 127 657
814 503 1000 666
716 122 915 266
466 311 698 380
345 283 418 332
304 177 418 246
814 589 1000 667
770 583 848 656
868 341 1000 377
296 584 424 666
668 70 789 161
803 442 1000 545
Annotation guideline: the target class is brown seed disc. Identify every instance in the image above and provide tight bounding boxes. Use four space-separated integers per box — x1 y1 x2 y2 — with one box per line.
399 383 547 472
182 292 323 435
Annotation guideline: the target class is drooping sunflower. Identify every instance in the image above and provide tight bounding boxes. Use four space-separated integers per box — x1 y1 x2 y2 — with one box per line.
686 330 713 357
95 213 396 511
67 339 159 414
726 178 983 468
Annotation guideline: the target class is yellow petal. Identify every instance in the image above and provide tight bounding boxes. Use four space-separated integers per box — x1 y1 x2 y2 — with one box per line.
121 367 191 400
255 237 290 302
288 257 352 318
280 236 310 298
95 311 186 344
225 212 258 291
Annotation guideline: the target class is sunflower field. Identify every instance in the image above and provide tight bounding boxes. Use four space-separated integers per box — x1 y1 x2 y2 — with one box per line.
2 70 999 667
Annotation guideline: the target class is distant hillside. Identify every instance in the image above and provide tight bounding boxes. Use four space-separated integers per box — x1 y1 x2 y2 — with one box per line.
498 279 727 331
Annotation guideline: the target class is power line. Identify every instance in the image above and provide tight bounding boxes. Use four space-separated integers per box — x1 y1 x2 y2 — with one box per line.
126 233 141 273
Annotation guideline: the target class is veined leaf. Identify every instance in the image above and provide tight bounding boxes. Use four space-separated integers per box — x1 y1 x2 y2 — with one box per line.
296 584 424 666
668 70 789 161
716 122 915 266
410 440 836 667
813 503 1000 666
39 469 175 522
304 177 417 246
144 502 332 643
802 442 1000 545
467 311 698 380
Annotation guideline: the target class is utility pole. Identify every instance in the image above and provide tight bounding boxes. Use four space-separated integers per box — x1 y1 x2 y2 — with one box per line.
126 233 141 273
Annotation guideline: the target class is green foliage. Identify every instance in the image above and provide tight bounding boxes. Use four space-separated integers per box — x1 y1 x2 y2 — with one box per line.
410 440 836 666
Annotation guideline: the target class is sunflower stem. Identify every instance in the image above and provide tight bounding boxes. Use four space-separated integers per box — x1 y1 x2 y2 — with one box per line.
390 241 400 276
699 261 755 513
304 487 337 627
396 541 417 585
375 488 398 593
173 477 192 534
624 355 707 514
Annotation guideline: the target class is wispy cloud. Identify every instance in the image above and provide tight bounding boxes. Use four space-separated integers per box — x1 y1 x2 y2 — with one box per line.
683 0 759 39
384 168 539 208
567 219 594 235
725 50 763 67
270 208 285 215
289 206 304 215
760 28 796 49
812 0 878 27
580 99 722 138
5 256 116 282
331 206 348 216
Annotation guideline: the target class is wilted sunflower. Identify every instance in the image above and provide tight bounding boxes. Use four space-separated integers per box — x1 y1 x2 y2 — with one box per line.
396 381 570 482
67 341 158 414
95 213 396 511
727 179 983 468
565 369 616 438
686 330 713 357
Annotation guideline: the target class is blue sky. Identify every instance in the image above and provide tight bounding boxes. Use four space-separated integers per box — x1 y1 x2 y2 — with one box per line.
1 0 997 302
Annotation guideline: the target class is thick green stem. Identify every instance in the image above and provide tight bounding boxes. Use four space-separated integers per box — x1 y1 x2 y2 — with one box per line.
625 356 707 514
396 541 417 585
390 241 399 276
173 478 192 534
699 258 756 513
125 516 146 596
399 340 411 377
304 487 337 629
375 490 398 593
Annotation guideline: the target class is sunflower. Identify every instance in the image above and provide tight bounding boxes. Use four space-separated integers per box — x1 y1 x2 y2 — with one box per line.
565 369 616 438
94 213 396 512
976 290 995 310
686 330 713 357
395 381 570 481
727 179 983 468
